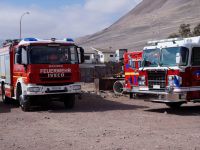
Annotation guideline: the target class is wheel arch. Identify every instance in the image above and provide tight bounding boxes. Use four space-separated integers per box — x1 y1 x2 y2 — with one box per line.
15 77 27 99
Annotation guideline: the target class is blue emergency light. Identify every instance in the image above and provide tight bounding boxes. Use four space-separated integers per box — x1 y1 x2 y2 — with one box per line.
23 38 38 42
64 38 74 42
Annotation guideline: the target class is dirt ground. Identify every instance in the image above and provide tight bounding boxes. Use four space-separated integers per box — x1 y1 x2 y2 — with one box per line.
1 83 200 150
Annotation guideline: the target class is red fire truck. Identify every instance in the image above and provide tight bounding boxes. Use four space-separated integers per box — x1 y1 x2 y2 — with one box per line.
123 51 143 98
138 36 200 108
0 38 84 111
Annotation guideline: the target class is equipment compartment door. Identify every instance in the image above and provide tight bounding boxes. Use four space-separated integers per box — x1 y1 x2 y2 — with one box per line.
189 47 200 100
0 48 11 84
5 54 11 84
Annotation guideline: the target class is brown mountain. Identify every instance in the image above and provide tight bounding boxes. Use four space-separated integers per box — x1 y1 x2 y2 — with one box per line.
77 0 200 51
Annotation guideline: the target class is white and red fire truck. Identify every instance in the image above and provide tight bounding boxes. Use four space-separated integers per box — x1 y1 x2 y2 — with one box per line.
138 36 200 108
0 38 84 111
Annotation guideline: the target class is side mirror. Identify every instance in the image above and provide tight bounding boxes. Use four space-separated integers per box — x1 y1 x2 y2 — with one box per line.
80 47 85 63
77 47 85 64
176 53 182 65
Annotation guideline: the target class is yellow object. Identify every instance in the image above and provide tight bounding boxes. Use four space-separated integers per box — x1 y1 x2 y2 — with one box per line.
125 72 139 76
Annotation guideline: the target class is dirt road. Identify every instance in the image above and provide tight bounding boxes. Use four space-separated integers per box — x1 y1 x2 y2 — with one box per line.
1 85 200 150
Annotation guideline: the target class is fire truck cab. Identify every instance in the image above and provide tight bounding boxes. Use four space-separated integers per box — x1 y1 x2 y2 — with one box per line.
124 51 143 98
0 38 84 111
138 36 200 108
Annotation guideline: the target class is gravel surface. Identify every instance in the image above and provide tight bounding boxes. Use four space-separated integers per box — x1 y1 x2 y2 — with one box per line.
1 84 200 150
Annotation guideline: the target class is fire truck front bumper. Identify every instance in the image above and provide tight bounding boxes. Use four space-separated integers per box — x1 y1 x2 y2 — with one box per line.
124 86 140 93
136 86 187 103
24 83 81 96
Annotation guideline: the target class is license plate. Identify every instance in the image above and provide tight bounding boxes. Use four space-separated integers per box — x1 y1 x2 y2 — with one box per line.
51 87 62 91
153 85 160 89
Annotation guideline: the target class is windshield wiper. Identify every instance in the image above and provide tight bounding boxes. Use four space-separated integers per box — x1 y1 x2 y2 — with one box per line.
160 63 174 70
141 60 159 70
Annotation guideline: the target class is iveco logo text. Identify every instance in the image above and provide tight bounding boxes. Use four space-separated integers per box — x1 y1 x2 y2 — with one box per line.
40 68 72 74
47 74 65 78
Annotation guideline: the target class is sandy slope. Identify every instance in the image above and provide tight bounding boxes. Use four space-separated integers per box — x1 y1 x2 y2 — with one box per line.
77 0 200 51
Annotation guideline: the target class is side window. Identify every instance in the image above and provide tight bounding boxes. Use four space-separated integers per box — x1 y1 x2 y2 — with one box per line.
191 47 200 66
15 48 21 64
138 61 142 68
70 47 78 64
21 47 27 64
14 48 19 64
129 60 136 68
181 47 189 66
84 55 90 60
15 47 28 64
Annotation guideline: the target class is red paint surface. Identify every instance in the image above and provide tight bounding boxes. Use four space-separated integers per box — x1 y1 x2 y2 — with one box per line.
124 51 143 90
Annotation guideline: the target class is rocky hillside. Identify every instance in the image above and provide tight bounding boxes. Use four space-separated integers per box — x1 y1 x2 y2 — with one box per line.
77 0 200 51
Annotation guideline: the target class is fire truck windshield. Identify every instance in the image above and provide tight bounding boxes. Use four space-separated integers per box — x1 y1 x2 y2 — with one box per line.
143 49 160 67
29 45 78 64
160 47 189 67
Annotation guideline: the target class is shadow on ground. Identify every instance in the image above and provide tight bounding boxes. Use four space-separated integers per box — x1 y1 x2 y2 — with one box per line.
0 93 148 113
0 100 19 113
145 105 200 116
43 93 149 113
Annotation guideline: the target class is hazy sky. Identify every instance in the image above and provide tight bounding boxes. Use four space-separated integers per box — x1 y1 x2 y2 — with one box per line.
0 0 141 39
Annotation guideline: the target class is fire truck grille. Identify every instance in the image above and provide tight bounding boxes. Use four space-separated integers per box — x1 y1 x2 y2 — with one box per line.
147 71 166 91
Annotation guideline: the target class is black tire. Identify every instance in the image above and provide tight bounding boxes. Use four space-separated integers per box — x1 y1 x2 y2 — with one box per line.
17 86 30 112
129 93 134 99
64 95 75 109
1 83 10 104
166 103 183 109
40 100 50 109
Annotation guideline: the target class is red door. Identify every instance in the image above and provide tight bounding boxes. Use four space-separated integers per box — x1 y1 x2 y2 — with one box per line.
188 47 200 101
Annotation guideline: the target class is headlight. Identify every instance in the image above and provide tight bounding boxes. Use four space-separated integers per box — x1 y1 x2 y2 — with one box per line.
73 85 81 90
168 75 182 87
168 75 174 86
138 76 146 86
139 81 145 86
27 87 41 92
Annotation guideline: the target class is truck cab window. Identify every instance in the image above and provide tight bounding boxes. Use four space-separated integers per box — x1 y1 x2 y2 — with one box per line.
29 46 78 64
138 61 142 68
15 48 20 64
84 55 90 60
15 47 27 64
191 47 200 66
129 60 136 68
160 47 189 66
21 47 28 64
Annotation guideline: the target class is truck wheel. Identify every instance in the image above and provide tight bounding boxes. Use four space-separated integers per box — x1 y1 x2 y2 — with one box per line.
17 86 30 112
1 83 10 104
19 95 31 112
129 93 133 99
64 95 75 109
166 103 183 109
